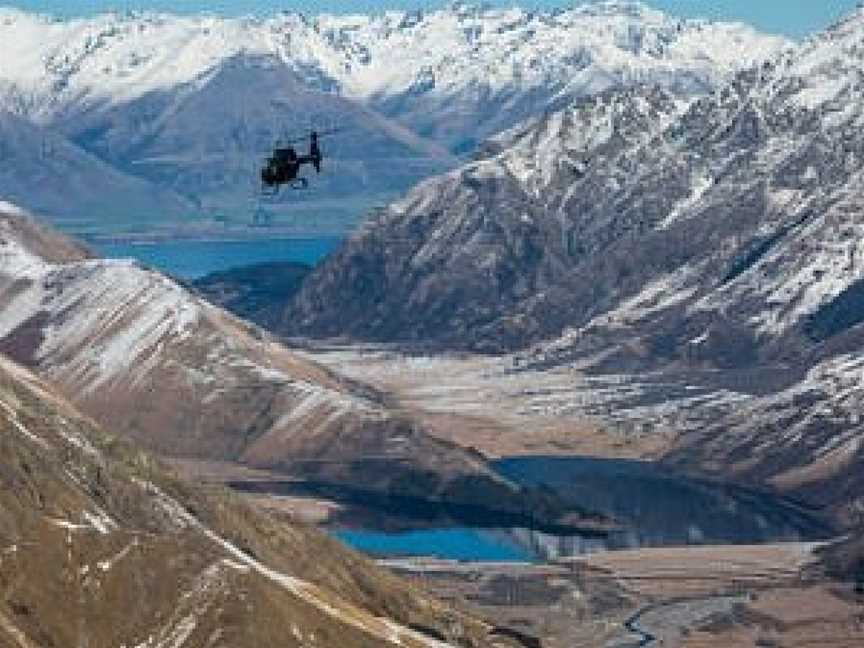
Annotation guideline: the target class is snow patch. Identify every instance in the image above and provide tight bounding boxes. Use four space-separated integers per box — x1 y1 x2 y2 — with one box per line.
0 200 28 216
97 540 137 572
132 478 197 531
82 508 117 535
657 174 712 230
0 397 52 450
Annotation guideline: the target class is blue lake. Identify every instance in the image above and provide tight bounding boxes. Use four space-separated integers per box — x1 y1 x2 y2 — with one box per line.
333 528 534 562
320 457 834 563
91 237 342 279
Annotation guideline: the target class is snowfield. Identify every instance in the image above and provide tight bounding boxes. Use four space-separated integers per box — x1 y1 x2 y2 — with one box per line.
0 3 788 119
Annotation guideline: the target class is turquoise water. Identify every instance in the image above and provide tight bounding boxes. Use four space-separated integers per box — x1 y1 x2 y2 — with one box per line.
325 456 833 563
333 528 534 562
91 237 342 279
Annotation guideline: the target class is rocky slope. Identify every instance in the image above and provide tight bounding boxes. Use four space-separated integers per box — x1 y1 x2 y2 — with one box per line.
286 84 687 350
0 2 786 228
0 352 500 648
0 204 591 528
287 3 864 359
284 6 864 523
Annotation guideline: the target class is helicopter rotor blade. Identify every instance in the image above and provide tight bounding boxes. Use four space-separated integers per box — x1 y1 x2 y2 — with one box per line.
313 126 345 138
277 126 347 146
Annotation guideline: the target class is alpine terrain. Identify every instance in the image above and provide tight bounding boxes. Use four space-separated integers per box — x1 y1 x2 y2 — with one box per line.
3 2 864 645
0 2 786 231
285 5 864 531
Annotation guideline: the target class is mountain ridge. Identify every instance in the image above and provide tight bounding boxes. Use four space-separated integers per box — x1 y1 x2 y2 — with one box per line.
0 2 789 114
0 2 787 230
285 4 864 355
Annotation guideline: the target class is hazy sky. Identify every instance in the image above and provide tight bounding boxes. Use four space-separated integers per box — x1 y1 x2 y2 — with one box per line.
2 1 861 39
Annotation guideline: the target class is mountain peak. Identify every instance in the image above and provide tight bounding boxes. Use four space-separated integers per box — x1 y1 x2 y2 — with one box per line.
445 1 493 16
824 2 864 35
759 3 864 116
573 0 665 19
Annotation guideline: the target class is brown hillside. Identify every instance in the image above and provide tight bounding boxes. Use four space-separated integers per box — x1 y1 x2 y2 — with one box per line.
0 353 498 648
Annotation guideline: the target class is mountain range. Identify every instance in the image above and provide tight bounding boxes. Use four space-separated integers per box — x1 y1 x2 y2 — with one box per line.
3 1 863 638
0 2 787 233
283 6 864 529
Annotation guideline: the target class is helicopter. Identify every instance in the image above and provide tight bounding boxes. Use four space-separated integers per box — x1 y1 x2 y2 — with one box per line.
259 128 339 195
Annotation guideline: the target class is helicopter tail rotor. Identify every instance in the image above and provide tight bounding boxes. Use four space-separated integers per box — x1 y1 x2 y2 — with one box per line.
310 130 322 173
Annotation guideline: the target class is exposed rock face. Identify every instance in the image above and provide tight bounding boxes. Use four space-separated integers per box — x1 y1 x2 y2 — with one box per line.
0 205 589 528
529 9 864 519
284 6 864 521
0 353 497 647
285 85 687 350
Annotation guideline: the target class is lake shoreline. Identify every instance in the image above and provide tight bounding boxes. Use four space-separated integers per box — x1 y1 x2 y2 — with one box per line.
223 455 835 564
90 235 342 279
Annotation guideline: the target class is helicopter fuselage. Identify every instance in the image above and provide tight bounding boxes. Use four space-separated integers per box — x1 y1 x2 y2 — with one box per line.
262 147 301 186
260 131 323 193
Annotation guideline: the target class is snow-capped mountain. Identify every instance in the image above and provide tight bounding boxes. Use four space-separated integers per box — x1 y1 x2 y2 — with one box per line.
283 5 864 519
527 4 864 367
59 52 455 216
0 2 788 126
337 1 789 151
0 353 493 648
0 2 787 229
289 4 864 357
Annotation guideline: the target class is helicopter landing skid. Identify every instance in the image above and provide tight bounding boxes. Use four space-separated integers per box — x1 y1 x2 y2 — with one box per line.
260 178 308 197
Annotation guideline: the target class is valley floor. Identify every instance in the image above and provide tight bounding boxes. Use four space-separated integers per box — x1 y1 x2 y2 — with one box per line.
281 343 862 646
292 343 679 460
167 343 861 647
173 456 861 647
171 453 862 647
381 543 863 648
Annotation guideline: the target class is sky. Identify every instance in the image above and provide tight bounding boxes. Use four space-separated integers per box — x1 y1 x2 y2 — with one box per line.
2 1 861 39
